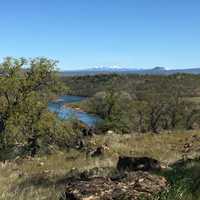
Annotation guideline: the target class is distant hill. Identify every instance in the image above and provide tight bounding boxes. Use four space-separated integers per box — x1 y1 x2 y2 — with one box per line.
60 66 200 76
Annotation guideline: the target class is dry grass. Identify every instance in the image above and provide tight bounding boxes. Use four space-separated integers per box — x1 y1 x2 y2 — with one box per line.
184 96 200 103
88 130 200 164
0 150 115 199
1 130 200 199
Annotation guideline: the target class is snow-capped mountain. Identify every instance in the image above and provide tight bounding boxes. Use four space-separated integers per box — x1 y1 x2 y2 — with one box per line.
86 66 136 71
60 66 200 76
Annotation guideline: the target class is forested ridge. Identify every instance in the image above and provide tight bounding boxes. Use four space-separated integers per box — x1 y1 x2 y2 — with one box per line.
63 74 200 134
62 73 200 97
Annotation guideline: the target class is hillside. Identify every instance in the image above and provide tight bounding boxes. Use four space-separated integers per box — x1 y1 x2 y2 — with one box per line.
62 73 200 97
2 59 200 200
1 130 200 199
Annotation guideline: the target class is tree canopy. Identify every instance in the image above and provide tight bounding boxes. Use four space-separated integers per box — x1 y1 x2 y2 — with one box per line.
0 57 69 156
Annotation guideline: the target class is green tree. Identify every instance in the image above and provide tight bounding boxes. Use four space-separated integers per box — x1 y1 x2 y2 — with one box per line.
0 57 66 156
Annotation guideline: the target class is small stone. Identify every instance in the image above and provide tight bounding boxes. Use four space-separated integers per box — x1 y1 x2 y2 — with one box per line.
107 130 114 134
38 162 44 166
138 178 144 183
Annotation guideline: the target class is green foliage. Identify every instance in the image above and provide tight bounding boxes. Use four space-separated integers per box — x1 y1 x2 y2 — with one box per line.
150 160 200 200
87 86 133 133
69 74 200 134
62 73 200 98
0 57 70 156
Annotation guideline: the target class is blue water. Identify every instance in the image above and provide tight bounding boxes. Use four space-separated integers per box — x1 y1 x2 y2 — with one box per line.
48 95 101 127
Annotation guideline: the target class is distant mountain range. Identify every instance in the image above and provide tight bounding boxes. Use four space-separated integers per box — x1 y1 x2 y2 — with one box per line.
60 66 200 76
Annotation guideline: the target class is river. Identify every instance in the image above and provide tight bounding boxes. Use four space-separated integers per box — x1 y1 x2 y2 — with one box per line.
48 95 101 127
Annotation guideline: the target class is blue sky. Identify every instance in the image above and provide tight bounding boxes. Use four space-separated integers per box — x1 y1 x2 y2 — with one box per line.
0 0 200 70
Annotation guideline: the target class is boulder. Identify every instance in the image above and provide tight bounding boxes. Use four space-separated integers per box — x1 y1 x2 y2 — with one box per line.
117 156 161 172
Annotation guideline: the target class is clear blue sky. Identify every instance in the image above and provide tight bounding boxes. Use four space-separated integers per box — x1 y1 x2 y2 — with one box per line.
0 0 200 70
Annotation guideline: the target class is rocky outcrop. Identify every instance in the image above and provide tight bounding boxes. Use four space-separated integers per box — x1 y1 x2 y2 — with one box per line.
62 171 167 200
117 156 161 172
61 157 167 200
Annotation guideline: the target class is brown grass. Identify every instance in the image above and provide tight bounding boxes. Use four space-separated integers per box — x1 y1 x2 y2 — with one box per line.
1 130 200 199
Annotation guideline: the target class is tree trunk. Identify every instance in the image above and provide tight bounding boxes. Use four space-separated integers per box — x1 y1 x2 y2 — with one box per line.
0 118 6 149
28 135 39 157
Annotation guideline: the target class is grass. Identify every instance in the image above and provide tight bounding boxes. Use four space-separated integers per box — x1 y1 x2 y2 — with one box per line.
88 130 200 164
1 130 200 199
184 97 200 103
0 149 115 200
151 158 200 200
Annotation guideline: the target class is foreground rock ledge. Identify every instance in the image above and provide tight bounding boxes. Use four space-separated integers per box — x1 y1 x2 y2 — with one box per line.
62 171 167 200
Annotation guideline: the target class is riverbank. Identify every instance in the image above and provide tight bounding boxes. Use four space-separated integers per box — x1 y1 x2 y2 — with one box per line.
48 95 101 127
63 102 86 112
